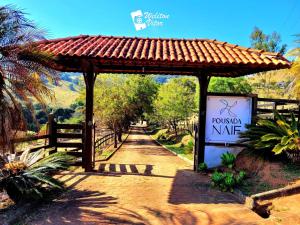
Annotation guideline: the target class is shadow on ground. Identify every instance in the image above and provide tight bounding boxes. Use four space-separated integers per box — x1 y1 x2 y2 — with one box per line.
168 169 240 204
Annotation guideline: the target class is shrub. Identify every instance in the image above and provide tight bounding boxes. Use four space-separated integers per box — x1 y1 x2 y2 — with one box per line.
211 170 246 192
240 111 300 157
236 171 247 185
221 152 236 169
211 171 224 186
198 162 208 172
0 150 75 203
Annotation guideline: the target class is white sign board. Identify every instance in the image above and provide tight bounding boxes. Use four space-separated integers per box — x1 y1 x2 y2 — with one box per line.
205 95 252 144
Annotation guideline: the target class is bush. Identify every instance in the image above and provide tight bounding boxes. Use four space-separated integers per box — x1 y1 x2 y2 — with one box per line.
0 150 75 203
240 111 300 158
221 152 236 169
198 162 208 172
211 170 246 192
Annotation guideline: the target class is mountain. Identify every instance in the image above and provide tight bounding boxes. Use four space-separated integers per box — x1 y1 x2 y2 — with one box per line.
46 73 82 107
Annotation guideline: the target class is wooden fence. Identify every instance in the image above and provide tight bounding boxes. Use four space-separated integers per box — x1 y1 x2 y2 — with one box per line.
11 114 85 166
255 97 300 120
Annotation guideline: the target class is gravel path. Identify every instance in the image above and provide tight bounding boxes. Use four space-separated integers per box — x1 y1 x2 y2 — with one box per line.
25 127 264 225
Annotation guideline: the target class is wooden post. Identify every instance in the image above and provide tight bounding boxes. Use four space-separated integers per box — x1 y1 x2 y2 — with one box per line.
195 75 210 172
83 70 96 172
114 131 117 148
251 95 258 123
193 123 198 171
48 113 57 147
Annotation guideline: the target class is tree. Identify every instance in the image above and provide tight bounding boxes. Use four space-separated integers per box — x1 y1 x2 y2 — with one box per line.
0 5 57 153
287 34 300 99
93 74 158 146
250 27 287 54
153 78 196 136
124 75 158 121
208 77 252 94
250 27 287 97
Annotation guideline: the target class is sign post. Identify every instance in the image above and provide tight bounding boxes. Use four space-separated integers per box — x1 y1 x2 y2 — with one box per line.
204 94 253 168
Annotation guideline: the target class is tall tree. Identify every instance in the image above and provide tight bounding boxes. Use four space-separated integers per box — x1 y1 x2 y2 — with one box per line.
208 77 252 94
250 27 287 54
287 34 300 98
0 5 57 153
93 74 158 145
153 77 196 136
250 27 287 97
124 75 158 121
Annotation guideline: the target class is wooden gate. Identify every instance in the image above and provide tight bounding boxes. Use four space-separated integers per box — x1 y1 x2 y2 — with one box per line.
11 114 85 167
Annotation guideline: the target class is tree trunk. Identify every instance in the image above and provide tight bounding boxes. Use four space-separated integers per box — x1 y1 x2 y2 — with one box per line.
113 126 117 148
117 131 122 142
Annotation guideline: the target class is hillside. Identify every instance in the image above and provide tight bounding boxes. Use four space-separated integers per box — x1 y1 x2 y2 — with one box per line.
247 69 296 99
46 73 81 108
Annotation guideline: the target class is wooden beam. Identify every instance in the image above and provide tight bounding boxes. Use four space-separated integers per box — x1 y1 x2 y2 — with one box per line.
83 69 95 172
195 74 210 172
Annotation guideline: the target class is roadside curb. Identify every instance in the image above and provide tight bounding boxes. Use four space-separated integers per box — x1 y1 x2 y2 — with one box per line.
149 134 193 165
235 183 300 209
250 182 300 201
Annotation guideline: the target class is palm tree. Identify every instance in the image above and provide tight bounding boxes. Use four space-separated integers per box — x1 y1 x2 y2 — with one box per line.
0 5 58 153
287 34 300 98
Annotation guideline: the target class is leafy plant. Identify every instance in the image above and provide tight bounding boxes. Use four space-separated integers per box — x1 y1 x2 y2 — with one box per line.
236 171 247 185
240 111 300 156
211 170 246 192
211 171 224 186
198 162 208 172
0 5 58 151
0 149 74 203
221 152 236 169
223 172 235 192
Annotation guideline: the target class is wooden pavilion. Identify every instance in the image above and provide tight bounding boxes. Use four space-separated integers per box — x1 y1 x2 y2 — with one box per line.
35 35 290 172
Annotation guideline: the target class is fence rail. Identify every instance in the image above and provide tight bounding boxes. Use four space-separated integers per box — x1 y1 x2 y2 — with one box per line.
94 133 114 154
256 97 300 120
11 114 85 167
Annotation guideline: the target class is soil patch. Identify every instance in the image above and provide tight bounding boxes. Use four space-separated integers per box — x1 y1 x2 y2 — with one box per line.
235 150 300 195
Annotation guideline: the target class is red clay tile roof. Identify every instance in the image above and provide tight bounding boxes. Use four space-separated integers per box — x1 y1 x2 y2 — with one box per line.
35 35 291 76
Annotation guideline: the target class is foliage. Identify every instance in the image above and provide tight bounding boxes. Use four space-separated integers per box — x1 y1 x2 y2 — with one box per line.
208 77 252 94
152 129 194 160
153 77 196 136
198 162 207 172
92 74 158 138
247 69 295 99
240 111 300 156
250 27 287 54
0 5 57 152
287 34 300 99
0 149 75 203
249 27 288 98
211 170 246 192
221 152 236 169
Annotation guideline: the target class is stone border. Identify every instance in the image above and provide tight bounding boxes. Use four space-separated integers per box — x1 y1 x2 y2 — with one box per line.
240 183 300 209
149 134 193 165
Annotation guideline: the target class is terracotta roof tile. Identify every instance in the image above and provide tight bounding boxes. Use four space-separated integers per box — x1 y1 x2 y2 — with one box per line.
34 34 291 75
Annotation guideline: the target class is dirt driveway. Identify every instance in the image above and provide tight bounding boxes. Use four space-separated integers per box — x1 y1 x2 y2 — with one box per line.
24 127 266 225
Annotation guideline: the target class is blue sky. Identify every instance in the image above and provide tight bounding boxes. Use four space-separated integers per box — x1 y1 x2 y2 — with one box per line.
3 0 300 51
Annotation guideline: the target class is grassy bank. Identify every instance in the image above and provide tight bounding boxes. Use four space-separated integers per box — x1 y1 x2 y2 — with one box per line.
151 128 194 161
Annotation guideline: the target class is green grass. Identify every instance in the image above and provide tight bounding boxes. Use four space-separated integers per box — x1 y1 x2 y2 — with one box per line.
239 176 278 196
151 128 194 161
282 163 300 181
